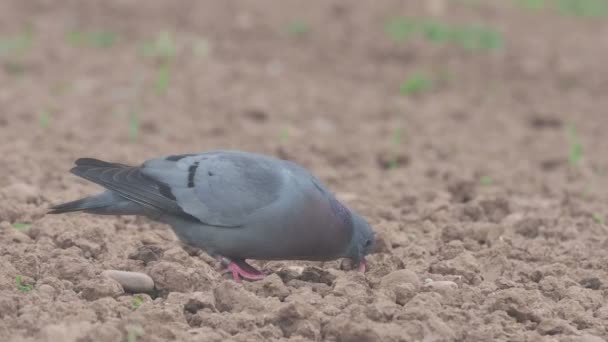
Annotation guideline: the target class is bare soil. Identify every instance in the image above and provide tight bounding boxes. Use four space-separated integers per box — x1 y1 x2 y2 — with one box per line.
2 1 608 341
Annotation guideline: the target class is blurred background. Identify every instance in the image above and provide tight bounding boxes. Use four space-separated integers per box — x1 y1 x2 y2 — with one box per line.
2 1 608 202
2 1 608 205
2 1 608 340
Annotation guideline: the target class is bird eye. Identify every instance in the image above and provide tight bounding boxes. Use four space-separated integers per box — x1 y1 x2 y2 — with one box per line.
364 239 372 247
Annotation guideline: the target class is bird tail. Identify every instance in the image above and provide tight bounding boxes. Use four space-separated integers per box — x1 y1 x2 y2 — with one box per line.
48 192 115 214
48 191 147 216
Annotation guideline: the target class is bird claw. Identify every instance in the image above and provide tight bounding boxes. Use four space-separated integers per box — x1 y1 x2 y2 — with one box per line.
218 257 266 282
358 259 367 273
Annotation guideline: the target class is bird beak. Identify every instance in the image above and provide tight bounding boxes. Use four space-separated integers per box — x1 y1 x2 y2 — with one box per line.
358 258 367 272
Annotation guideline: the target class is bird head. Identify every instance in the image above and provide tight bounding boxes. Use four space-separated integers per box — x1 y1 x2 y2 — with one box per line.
346 212 375 272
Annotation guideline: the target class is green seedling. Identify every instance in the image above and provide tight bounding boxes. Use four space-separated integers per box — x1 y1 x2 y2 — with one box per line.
387 159 398 169
12 223 31 230
385 17 421 42
480 175 493 186
443 24 503 50
129 112 139 142
287 20 310 36
67 30 117 48
400 73 432 95
592 212 605 224
423 22 453 43
141 31 176 60
0 28 32 57
392 127 402 145
66 31 82 46
280 128 289 142
555 0 608 17
4 61 25 75
386 17 503 51
126 324 144 342
16 275 33 292
89 31 117 48
567 124 583 165
131 295 144 309
515 0 608 17
39 110 50 128
155 62 171 94
388 127 403 169
463 26 503 50
515 0 547 10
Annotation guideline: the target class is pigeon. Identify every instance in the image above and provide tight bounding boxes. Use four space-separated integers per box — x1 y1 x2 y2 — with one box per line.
49 150 376 281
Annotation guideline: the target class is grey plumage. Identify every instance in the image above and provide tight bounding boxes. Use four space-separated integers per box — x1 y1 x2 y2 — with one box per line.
49 150 375 277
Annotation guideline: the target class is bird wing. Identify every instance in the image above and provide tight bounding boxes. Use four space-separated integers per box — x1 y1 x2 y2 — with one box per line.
70 152 284 227
140 151 284 227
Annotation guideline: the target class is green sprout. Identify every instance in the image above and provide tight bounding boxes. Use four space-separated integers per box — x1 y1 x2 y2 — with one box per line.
388 127 403 169
287 20 310 36
155 62 171 94
12 223 31 230
39 110 50 128
555 0 608 17
280 128 289 142
385 17 503 51
385 17 421 42
66 31 82 46
423 22 453 43
514 0 608 17
567 124 583 165
129 112 139 142
515 0 547 10
89 31 117 48
480 175 493 186
67 30 117 48
457 25 503 50
0 28 32 57
400 73 432 95
387 159 398 169
16 275 33 292
131 295 144 309
392 127 402 145
126 324 144 342
141 31 176 60
592 212 605 224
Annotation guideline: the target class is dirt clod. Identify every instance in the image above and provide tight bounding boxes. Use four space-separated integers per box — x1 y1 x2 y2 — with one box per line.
78 277 124 301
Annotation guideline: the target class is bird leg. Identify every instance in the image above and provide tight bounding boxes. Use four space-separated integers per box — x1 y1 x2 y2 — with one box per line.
217 257 266 282
358 258 367 272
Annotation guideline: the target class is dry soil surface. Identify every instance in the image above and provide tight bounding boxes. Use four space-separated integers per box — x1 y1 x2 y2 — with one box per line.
2 1 608 341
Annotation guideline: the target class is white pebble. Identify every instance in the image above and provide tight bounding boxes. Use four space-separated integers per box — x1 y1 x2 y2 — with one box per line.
101 270 154 293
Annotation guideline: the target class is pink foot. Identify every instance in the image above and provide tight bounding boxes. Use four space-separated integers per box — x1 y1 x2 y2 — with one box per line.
227 262 266 282
358 259 367 272
218 257 266 282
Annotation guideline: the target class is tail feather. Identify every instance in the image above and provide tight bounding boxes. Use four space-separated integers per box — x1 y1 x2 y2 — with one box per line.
48 191 152 216
74 158 130 168
48 196 110 214
49 157 170 219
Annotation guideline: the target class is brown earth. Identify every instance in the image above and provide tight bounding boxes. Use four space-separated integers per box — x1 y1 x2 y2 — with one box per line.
1 1 608 341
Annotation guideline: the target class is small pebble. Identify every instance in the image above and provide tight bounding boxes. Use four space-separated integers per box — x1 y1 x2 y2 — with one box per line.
101 270 154 293
424 280 458 295
380 269 421 290
38 284 56 296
